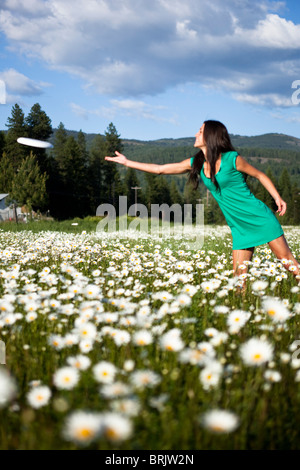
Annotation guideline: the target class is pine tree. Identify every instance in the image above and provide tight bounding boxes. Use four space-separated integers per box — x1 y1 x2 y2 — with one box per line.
47 122 68 219
25 103 53 173
5 103 27 170
291 183 300 225
0 153 15 193
0 131 5 158
88 134 106 213
103 123 124 207
57 136 88 218
53 122 68 163
170 180 183 206
9 152 48 213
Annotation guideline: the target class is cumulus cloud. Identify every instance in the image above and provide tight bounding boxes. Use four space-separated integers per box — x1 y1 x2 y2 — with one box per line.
0 68 51 104
70 99 178 124
1 0 300 107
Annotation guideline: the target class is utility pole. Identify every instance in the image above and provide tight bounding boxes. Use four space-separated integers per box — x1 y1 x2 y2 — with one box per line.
131 186 141 216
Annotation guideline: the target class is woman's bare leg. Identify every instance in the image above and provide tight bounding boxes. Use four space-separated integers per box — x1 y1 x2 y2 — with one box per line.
268 235 300 277
232 247 255 277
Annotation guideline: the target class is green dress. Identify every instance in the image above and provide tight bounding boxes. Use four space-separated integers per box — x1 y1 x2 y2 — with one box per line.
190 151 284 250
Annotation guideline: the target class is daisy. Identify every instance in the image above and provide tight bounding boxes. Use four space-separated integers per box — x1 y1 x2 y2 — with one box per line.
53 367 80 390
264 370 282 383
67 355 91 370
210 332 228 347
176 293 192 307
76 322 97 340
27 385 51 409
214 305 230 315
110 398 141 417
93 361 117 384
79 339 94 353
227 310 251 331
102 412 133 442
200 281 217 293
204 328 219 338
240 338 274 366
252 280 268 292
159 329 184 352
199 361 223 390
201 409 239 433
100 382 132 399
0 369 17 407
113 330 131 346
130 370 161 389
132 330 153 346
261 297 291 323
48 334 65 350
25 312 38 322
62 411 102 446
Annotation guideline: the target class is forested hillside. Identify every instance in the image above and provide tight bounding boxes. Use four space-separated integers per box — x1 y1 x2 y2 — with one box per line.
1 104 299 224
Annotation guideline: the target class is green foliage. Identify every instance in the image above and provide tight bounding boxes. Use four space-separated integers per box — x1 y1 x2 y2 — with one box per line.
4 103 27 170
0 153 15 193
9 152 48 211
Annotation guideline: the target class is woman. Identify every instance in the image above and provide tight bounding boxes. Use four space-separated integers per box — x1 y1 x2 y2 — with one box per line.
105 120 299 281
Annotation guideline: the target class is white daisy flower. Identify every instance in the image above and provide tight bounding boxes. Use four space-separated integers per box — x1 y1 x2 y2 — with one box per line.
214 305 230 315
76 322 97 340
240 338 274 366
227 310 251 331
113 330 131 346
110 398 141 417
102 412 133 442
201 409 239 433
48 334 65 350
93 361 117 384
264 370 282 383
53 367 80 390
100 382 132 399
63 411 103 445
261 297 291 323
130 370 161 389
132 330 153 346
27 385 51 409
159 329 184 352
67 355 91 370
0 369 17 407
252 280 268 292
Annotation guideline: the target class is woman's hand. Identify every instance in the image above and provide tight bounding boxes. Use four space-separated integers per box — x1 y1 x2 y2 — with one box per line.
105 151 128 166
275 197 287 216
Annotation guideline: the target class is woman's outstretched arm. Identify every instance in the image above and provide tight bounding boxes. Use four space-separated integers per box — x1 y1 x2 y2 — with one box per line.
236 155 286 216
105 151 192 175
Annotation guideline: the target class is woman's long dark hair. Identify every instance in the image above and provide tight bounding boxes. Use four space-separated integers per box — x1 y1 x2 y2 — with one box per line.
188 120 235 191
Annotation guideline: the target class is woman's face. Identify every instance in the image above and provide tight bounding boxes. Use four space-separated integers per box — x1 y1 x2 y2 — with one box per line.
194 123 205 149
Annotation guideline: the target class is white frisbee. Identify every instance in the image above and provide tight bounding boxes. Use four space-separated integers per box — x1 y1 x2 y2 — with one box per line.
17 137 53 149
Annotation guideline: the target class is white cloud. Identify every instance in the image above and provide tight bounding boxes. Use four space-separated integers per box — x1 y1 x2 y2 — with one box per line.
0 68 49 95
70 99 178 124
1 0 300 107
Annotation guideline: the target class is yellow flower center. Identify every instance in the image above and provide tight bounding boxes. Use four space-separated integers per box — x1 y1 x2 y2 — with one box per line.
76 428 93 440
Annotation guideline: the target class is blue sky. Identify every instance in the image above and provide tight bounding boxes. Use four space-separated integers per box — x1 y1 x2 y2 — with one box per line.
1 0 300 141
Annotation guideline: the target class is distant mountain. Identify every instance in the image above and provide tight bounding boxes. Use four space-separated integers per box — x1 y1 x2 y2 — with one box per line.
3 126 300 151
48 129 300 151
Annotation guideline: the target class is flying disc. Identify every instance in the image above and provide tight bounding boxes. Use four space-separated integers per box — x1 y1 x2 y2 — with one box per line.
17 137 53 149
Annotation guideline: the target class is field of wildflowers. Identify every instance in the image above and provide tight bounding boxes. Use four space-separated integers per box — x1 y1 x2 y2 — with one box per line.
0 225 299 450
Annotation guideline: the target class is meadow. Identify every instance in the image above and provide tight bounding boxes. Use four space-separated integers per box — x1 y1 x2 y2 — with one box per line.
0 222 299 450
